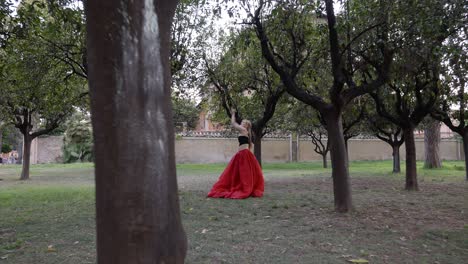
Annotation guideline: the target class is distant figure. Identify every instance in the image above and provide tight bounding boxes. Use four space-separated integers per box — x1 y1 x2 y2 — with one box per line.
207 109 264 199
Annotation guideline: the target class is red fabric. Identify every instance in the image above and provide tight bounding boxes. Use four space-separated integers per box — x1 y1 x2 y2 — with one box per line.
207 149 264 199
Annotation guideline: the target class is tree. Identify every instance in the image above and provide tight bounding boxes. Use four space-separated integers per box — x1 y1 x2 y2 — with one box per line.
369 0 464 190
249 0 393 212
171 0 212 94
204 28 286 166
62 111 93 163
309 124 330 168
431 10 468 180
366 112 404 173
85 0 187 262
172 95 200 132
371 63 440 190
0 0 13 46
0 121 4 154
341 101 367 163
286 103 330 168
36 0 88 80
423 117 442 168
1 123 21 153
0 1 87 180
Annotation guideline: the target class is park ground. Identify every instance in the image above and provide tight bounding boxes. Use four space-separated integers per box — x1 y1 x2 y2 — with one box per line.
0 161 467 264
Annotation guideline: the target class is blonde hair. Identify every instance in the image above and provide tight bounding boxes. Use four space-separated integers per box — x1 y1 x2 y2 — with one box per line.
243 119 253 150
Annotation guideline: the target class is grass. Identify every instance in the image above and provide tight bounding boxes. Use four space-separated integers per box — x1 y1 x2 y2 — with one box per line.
0 160 467 263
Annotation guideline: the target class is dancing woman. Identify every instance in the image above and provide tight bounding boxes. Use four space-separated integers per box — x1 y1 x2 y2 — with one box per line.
207 109 264 199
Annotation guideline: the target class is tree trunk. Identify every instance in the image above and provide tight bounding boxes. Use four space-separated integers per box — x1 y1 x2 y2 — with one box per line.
325 111 352 212
253 132 262 167
0 126 3 153
463 132 468 181
85 1 187 263
344 138 349 167
424 120 442 168
403 127 418 190
392 145 401 173
322 153 328 168
20 134 32 180
16 138 23 164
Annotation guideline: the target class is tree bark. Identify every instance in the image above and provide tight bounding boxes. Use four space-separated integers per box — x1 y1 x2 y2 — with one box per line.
403 127 418 190
424 120 442 168
253 135 262 167
85 1 186 263
16 138 23 164
392 145 401 173
463 132 468 181
322 153 328 168
0 126 3 153
325 111 352 212
344 138 350 167
20 133 31 180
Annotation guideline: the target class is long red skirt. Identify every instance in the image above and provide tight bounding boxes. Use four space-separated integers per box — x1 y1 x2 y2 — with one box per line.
207 149 264 199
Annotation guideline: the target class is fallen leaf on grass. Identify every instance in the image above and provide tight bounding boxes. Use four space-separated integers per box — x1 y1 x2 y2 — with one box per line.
347 259 369 263
47 245 56 252
201 229 209 234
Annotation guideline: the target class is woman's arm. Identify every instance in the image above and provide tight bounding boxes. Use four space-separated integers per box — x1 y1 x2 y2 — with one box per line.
230 110 247 133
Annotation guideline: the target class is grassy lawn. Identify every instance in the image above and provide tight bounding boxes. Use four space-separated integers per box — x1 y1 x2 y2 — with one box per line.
0 161 467 263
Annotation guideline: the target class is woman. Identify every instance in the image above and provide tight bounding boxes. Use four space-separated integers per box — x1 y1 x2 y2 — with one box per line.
207 109 264 199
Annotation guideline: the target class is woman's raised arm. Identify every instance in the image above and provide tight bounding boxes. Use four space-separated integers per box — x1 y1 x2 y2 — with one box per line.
231 110 247 133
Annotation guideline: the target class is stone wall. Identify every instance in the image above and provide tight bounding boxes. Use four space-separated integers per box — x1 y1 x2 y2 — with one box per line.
30 135 463 164
30 136 64 164
298 138 462 162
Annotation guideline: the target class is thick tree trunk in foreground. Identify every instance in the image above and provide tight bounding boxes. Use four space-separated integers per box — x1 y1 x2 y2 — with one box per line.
85 1 187 263
392 145 401 173
325 111 352 212
20 133 32 180
403 127 418 190
424 120 442 168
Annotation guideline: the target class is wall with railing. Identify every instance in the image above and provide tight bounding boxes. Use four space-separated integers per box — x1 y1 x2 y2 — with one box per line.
28 133 463 164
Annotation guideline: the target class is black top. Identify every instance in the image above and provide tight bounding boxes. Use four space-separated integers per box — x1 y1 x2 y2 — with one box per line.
238 136 249 146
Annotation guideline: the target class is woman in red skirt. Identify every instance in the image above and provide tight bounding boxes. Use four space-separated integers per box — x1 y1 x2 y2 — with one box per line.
207 109 264 199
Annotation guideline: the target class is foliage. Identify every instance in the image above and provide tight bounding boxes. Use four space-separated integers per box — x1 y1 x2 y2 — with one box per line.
203 26 286 137
369 0 460 130
431 0 468 137
41 0 87 80
171 0 214 97
0 124 20 150
1 143 12 153
62 111 93 163
0 1 88 179
172 96 200 131
0 1 87 133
